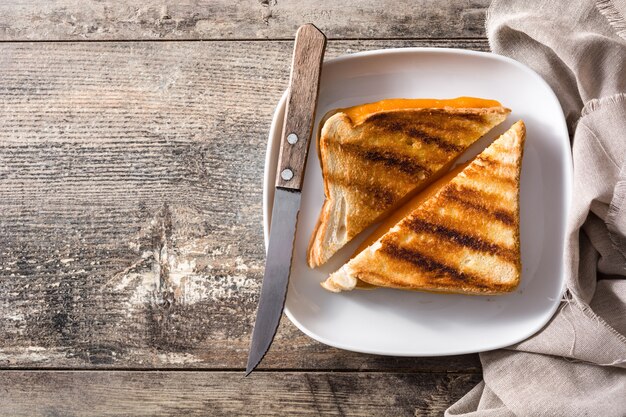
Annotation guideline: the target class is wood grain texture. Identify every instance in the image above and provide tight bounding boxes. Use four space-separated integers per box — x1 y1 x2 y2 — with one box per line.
276 24 326 190
0 371 482 416
0 0 490 41
0 39 488 370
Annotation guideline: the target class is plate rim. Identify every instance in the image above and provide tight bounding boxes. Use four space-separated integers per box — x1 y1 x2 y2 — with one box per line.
263 47 572 356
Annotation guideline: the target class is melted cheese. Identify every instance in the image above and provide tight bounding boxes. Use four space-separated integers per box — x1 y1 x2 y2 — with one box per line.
342 97 502 125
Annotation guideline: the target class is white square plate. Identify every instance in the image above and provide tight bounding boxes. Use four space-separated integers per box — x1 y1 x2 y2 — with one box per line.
264 48 572 356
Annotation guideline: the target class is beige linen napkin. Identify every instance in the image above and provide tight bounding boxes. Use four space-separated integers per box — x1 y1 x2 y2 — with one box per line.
446 0 626 415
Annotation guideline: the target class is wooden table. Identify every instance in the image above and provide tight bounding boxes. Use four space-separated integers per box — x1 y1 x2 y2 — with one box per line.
0 1 489 415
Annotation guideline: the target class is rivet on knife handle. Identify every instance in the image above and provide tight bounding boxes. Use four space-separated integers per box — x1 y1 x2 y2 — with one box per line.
276 23 327 190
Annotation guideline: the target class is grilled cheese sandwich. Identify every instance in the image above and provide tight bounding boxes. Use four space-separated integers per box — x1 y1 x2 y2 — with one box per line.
307 97 511 268
322 120 526 294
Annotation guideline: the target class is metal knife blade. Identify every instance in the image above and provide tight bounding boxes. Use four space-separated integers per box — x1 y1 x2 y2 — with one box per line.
245 188 301 375
246 23 326 376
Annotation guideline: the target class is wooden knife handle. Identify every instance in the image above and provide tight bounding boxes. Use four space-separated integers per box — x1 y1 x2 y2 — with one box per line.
276 24 327 190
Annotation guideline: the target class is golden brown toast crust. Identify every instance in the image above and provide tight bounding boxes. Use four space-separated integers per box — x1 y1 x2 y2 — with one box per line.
323 121 526 295
308 106 511 268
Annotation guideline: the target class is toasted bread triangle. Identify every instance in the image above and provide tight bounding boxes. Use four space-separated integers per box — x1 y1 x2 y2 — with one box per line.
307 106 510 268
322 120 525 294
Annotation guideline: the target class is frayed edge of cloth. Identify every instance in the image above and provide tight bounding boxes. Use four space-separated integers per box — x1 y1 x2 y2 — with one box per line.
559 290 626 361
580 93 626 264
607 172 626 262
573 292 626 350
581 92 626 116
596 0 626 39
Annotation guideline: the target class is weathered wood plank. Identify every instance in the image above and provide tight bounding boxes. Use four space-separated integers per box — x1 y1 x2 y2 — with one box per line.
0 39 488 370
0 0 489 41
0 371 481 416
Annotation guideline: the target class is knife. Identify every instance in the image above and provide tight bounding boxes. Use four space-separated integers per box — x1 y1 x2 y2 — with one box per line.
246 24 326 376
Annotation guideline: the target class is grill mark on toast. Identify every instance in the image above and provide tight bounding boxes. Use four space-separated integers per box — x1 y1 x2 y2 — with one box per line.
366 108 489 124
339 143 432 177
462 165 518 187
405 127 463 152
405 218 516 261
354 269 505 293
380 242 478 282
328 174 396 209
365 112 467 153
476 155 514 169
442 186 515 226
377 243 511 292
